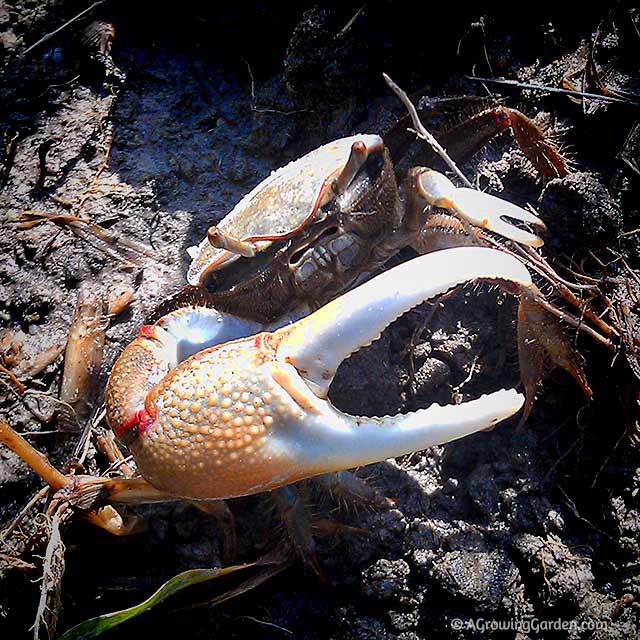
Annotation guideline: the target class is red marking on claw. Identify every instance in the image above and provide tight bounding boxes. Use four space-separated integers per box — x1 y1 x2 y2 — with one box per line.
140 325 155 338
115 407 155 439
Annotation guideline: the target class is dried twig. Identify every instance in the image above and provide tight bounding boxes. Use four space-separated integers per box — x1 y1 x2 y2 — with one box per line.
517 245 618 338
23 1 109 56
237 616 294 636
338 5 366 37
529 289 614 350
383 73 473 187
465 75 640 107
0 363 26 394
33 514 65 640
0 486 49 546
16 211 159 265
477 233 615 349
96 427 135 478
0 553 38 571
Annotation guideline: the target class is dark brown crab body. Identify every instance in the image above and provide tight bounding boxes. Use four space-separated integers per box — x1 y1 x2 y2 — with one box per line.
186 135 403 321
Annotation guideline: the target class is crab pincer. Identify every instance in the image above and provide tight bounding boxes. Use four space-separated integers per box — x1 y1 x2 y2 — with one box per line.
106 246 532 501
417 169 547 248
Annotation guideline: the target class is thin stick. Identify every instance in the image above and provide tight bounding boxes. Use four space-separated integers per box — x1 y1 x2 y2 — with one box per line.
619 227 640 238
0 420 68 491
33 513 65 640
465 76 640 107
23 1 108 56
516 245 618 337
383 73 473 187
0 553 38 571
0 363 25 394
17 211 159 265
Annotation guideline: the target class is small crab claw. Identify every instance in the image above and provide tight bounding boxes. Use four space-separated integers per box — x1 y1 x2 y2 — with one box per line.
416 169 547 248
107 247 531 501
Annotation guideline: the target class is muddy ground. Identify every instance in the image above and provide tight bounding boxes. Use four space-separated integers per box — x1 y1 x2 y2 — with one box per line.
1 2 640 639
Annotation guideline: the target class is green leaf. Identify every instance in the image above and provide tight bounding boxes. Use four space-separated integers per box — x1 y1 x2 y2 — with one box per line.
58 562 261 640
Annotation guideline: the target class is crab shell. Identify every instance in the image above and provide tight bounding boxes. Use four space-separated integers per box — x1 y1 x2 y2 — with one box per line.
186 134 384 286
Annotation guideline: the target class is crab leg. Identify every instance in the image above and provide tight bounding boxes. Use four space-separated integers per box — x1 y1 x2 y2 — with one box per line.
415 169 547 247
106 247 531 501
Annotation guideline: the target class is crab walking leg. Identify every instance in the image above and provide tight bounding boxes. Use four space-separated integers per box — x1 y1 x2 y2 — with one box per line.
416 169 547 248
107 247 532 500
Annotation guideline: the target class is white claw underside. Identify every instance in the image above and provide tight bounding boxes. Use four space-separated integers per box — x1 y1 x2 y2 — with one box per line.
154 306 313 362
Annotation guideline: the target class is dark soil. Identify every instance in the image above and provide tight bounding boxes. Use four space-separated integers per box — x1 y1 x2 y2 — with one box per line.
1 2 639 639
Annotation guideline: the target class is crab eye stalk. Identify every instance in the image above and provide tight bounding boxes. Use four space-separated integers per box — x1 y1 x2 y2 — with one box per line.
207 226 257 258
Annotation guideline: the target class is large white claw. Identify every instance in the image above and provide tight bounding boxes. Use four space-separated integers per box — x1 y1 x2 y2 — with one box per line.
417 169 547 248
107 247 532 500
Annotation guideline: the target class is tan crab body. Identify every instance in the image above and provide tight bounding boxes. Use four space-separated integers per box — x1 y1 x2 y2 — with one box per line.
187 134 385 284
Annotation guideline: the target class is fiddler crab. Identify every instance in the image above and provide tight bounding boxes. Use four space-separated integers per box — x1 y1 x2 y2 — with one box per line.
101 133 548 567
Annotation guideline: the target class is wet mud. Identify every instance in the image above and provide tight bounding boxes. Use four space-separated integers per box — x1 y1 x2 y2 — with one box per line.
1 2 639 638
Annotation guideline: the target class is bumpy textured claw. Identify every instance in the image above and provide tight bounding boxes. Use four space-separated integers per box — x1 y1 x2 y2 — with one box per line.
106 247 532 500
417 170 547 247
